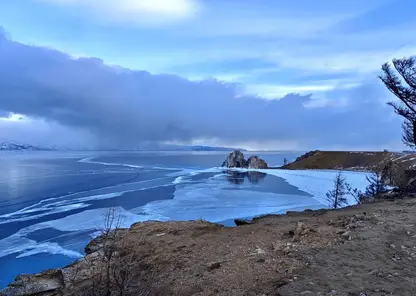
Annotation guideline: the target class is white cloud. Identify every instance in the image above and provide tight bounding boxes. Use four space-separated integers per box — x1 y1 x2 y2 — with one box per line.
269 45 416 75
38 0 201 25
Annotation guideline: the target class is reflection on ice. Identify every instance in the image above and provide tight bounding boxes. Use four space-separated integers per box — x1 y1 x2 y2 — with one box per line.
225 170 267 184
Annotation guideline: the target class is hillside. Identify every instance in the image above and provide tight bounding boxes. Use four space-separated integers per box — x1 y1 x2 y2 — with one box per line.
3 198 416 296
282 150 416 171
0 141 54 151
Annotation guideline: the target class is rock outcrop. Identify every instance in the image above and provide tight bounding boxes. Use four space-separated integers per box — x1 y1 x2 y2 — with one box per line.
247 156 268 169
221 150 247 168
221 150 268 169
1 269 64 296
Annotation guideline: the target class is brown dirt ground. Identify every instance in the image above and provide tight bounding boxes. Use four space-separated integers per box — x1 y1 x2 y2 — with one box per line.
4 198 416 296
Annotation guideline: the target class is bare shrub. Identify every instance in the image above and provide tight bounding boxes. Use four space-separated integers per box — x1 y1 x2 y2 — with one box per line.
74 204 154 296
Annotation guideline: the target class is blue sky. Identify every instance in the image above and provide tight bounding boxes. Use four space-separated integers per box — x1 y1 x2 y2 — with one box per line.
0 0 414 150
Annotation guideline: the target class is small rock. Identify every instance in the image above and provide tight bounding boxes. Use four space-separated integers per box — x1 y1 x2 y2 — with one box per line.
207 262 221 271
155 232 166 237
286 230 295 236
369 269 379 275
234 219 253 226
255 247 266 255
340 231 351 240
295 222 307 236
275 279 289 288
250 247 266 256
328 290 338 295
390 244 396 249
300 228 310 236
300 291 313 295
359 293 367 296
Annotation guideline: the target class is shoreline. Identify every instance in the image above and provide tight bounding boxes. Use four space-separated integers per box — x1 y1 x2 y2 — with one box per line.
3 197 416 295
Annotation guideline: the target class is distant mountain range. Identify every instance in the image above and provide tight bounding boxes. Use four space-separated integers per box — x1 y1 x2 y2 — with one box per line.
165 145 247 152
0 141 244 152
0 141 55 151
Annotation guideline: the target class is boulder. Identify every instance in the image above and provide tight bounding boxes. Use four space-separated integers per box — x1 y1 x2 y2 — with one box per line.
222 150 247 168
247 156 268 169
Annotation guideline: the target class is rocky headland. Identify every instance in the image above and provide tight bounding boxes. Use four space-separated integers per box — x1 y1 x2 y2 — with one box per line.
281 150 416 171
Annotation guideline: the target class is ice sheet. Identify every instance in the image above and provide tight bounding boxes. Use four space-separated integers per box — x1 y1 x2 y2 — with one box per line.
261 169 370 205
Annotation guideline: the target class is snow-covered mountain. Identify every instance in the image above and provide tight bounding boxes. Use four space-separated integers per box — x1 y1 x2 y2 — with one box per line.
0 141 54 151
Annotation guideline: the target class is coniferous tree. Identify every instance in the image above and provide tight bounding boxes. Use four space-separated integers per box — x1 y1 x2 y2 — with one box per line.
326 171 350 209
365 171 387 197
283 157 289 166
380 57 416 148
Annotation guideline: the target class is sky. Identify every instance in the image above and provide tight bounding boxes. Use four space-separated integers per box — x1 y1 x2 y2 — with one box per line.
0 0 415 150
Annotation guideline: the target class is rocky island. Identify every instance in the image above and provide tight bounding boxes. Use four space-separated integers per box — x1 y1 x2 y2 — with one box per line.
222 150 268 169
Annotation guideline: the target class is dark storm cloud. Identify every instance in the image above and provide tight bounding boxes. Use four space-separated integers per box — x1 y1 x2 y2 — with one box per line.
0 30 403 149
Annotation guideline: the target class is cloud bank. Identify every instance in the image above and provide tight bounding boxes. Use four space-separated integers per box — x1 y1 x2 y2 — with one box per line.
0 30 404 150
37 0 200 26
